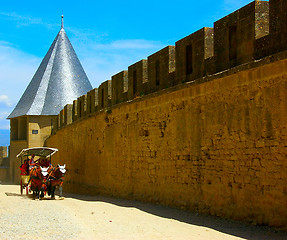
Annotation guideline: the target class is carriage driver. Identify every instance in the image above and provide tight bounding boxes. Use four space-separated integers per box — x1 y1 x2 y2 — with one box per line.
28 154 36 170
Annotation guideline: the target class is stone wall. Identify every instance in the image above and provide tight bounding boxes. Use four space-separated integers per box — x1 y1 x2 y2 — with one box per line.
0 146 7 166
45 0 287 229
46 55 287 229
0 167 9 182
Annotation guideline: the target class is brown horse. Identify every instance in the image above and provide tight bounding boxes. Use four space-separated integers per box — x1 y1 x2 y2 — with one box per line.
29 166 50 199
47 164 66 199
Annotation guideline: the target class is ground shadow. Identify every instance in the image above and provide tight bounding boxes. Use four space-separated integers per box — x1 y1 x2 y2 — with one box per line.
5 191 64 201
3 184 286 240
5 192 33 199
58 190 287 240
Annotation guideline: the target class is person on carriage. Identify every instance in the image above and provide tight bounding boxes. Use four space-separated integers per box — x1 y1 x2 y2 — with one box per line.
20 159 29 175
28 154 36 170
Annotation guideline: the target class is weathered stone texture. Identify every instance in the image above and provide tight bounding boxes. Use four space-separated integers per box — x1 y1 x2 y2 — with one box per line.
47 57 287 229
77 94 87 118
148 46 175 91
87 88 98 114
214 1 269 72
175 27 214 84
128 60 148 99
269 0 287 54
111 71 128 105
64 104 73 126
0 146 7 161
59 104 73 128
98 80 111 109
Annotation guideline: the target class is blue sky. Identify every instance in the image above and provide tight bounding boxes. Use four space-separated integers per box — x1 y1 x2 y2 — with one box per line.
0 0 254 136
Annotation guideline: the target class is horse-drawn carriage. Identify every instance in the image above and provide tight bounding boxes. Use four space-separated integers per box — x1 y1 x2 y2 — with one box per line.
18 147 66 200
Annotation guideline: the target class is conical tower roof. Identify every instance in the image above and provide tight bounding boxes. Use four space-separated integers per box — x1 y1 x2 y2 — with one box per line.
8 17 93 119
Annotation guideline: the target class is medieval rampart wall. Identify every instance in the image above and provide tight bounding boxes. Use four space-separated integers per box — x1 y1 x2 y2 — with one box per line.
47 0 287 228
52 1 273 128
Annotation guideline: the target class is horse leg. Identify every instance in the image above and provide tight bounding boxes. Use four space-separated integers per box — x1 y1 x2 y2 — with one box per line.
40 185 45 200
47 184 51 196
51 187 56 199
59 185 63 198
40 190 44 199
34 190 39 200
31 183 37 200
50 182 56 199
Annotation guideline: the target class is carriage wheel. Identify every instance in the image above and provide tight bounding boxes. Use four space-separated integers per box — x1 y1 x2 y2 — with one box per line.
26 184 29 195
20 179 23 195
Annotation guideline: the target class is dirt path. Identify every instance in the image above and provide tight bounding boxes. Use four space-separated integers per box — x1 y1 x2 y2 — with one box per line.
0 184 286 240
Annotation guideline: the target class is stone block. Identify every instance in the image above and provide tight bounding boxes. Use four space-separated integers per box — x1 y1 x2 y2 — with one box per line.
52 115 59 133
64 104 73 125
255 35 271 60
128 59 148 100
269 0 287 34
77 94 87 118
87 88 98 114
214 1 269 72
59 109 64 127
0 146 8 161
57 114 60 130
72 99 78 122
269 0 287 54
175 27 214 84
112 71 128 105
98 80 111 109
147 46 175 92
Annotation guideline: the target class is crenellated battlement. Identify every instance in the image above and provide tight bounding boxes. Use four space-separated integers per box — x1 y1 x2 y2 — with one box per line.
214 1 269 72
175 27 214 84
111 71 128 105
53 0 287 132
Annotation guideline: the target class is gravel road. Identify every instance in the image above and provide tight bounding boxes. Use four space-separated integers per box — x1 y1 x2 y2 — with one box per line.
0 184 286 240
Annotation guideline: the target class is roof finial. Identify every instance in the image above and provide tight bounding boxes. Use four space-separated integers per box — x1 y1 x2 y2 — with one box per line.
61 15 64 29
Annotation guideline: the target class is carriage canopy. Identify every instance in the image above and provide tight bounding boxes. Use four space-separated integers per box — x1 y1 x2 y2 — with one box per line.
17 147 58 159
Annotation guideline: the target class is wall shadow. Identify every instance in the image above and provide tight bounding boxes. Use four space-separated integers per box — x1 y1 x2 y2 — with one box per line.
58 191 287 240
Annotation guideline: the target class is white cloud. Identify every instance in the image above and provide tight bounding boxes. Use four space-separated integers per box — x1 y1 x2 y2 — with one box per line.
0 111 9 120
0 123 9 130
0 111 10 129
0 41 40 130
0 11 56 29
92 39 164 50
0 95 12 107
0 41 40 105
